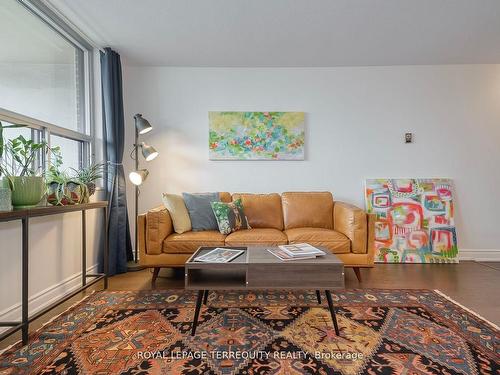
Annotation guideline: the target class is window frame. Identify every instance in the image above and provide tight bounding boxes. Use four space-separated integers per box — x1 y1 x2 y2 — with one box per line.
0 0 96 170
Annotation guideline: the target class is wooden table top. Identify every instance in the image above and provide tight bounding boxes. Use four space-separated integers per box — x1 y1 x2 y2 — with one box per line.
0 201 108 222
186 246 343 267
185 246 344 290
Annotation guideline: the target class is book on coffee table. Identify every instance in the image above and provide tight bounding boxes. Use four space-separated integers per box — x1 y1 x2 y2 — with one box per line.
194 248 245 263
267 248 317 261
278 243 326 257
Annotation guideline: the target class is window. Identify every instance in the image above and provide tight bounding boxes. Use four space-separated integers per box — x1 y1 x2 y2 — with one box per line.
0 0 94 173
50 135 86 171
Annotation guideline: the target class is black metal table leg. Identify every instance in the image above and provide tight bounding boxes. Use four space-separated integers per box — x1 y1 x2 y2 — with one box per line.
21 217 29 345
82 211 87 287
191 290 204 336
203 290 208 305
316 290 322 304
103 206 109 289
325 290 340 336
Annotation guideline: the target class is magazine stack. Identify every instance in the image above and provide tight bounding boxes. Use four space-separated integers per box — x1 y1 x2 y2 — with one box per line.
268 243 325 261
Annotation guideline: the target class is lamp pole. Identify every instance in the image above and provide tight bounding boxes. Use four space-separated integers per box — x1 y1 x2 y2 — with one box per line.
134 122 139 263
128 114 158 271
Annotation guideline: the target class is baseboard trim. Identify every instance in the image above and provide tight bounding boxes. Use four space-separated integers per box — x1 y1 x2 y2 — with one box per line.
0 264 99 333
459 249 500 262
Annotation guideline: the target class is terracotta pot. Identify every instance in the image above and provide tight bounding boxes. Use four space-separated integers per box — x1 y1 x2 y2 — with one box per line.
47 181 86 206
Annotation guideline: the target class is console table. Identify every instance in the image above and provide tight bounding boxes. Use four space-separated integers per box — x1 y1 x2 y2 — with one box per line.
0 201 108 345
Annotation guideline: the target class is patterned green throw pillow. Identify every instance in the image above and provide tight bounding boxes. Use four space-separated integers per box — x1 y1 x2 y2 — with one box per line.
211 199 250 235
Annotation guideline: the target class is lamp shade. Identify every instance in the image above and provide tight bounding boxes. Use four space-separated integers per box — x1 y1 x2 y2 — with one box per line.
141 142 159 161
134 114 153 135
129 169 149 186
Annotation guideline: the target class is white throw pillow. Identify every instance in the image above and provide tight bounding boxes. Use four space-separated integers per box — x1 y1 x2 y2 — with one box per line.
162 193 192 234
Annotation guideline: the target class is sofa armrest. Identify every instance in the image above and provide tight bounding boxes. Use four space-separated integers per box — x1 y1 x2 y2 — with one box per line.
142 206 173 255
333 201 368 254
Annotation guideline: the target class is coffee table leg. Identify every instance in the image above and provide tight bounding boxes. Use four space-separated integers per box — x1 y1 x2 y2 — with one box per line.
325 290 340 336
203 290 208 305
316 290 322 304
191 290 204 336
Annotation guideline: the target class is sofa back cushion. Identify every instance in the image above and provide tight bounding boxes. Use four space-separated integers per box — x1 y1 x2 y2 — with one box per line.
219 192 232 203
182 192 220 231
282 191 334 229
232 193 284 230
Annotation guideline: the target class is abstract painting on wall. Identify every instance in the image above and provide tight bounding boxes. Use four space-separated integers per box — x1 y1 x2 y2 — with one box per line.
209 112 305 160
365 178 458 263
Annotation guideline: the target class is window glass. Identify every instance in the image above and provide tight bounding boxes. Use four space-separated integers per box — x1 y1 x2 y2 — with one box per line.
1 124 33 143
50 135 82 172
0 0 85 133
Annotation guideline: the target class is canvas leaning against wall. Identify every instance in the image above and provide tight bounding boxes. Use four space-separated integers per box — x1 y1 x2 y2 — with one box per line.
365 178 458 263
209 112 305 160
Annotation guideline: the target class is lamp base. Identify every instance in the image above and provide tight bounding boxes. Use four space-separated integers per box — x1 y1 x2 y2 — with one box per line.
127 260 146 272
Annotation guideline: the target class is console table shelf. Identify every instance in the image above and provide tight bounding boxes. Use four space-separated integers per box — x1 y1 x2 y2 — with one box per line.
0 201 109 345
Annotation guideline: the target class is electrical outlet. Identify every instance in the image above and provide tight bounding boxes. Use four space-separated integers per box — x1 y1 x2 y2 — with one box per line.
405 133 413 143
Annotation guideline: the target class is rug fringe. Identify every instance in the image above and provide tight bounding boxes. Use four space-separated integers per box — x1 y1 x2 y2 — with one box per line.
434 289 499 330
0 291 96 355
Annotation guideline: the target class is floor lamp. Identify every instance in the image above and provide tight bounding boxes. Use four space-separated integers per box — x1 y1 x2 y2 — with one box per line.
128 114 159 271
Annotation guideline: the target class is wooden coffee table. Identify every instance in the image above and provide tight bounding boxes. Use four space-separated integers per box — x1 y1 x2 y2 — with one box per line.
185 246 344 336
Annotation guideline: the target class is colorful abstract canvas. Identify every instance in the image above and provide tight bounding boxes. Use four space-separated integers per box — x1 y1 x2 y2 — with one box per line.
365 178 458 263
209 112 305 160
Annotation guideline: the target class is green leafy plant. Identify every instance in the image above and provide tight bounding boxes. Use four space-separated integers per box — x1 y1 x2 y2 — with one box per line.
71 162 104 184
46 145 63 179
71 162 104 197
0 121 27 186
46 146 81 205
0 128 48 178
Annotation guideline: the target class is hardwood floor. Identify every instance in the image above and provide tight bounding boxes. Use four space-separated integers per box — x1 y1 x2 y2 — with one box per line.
1 261 498 351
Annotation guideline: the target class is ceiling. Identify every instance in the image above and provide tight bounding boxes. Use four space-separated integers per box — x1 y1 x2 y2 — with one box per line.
47 0 500 67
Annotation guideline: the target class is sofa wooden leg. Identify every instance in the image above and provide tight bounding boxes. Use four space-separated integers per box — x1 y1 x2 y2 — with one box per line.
353 267 362 282
151 267 161 286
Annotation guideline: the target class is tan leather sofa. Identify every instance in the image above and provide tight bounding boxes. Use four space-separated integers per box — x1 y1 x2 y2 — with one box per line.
138 192 375 283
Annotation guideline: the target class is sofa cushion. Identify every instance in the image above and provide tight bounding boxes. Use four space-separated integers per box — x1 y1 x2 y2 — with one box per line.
285 227 350 254
232 193 284 230
225 228 288 246
282 192 334 229
183 192 220 231
219 192 232 203
163 230 226 254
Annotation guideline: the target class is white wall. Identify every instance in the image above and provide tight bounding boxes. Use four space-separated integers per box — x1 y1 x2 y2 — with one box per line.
0 195 105 329
122 65 500 252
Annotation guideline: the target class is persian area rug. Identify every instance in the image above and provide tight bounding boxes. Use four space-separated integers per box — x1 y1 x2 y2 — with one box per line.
0 289 498 375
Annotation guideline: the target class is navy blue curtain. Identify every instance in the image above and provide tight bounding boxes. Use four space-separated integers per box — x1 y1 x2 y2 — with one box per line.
100 47 132 275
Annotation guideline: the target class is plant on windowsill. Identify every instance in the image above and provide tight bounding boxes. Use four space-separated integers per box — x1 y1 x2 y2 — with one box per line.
0 121 49 208
45 147 88 206
70 162 104 203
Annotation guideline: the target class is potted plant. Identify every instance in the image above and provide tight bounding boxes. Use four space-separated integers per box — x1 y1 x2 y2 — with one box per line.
71 162 104 203
0 122 48 208
46 147 88 206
